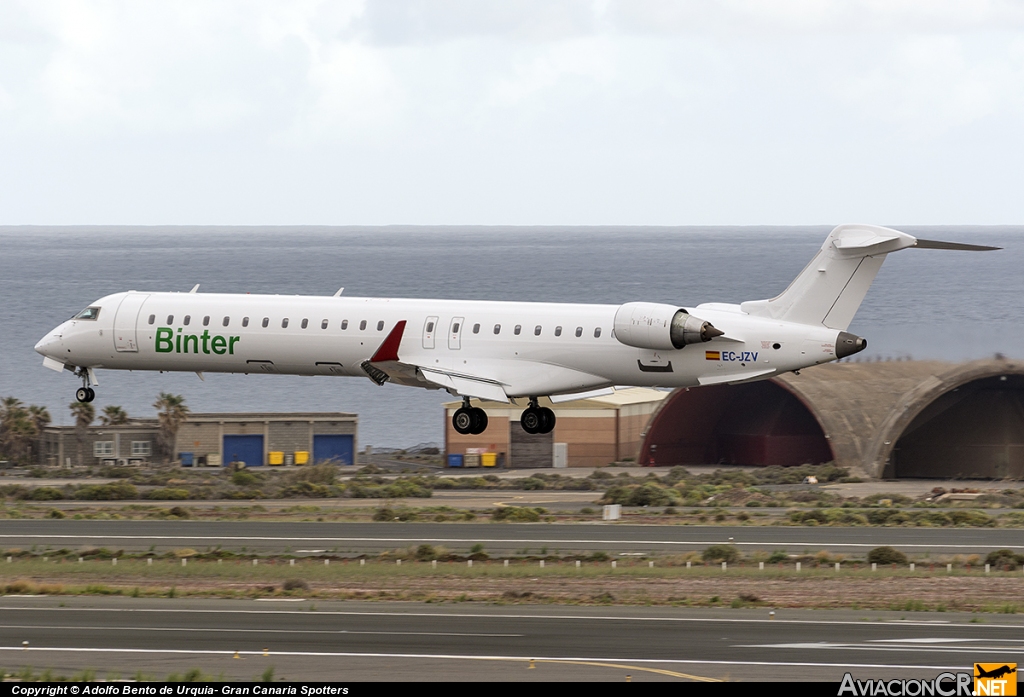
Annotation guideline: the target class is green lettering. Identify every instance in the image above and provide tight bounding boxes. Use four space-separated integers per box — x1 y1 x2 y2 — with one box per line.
156 327 173 353
183 334 198 354
228 335 240 355
201 329 211 354
176 328 182 353
211 334 227 355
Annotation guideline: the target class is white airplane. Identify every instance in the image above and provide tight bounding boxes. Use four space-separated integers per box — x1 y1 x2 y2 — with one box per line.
35 225 995 436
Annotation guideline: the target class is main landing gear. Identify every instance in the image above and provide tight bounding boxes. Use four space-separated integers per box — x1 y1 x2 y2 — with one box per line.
74 368 95 403
520 398 555 435
452 397 489 435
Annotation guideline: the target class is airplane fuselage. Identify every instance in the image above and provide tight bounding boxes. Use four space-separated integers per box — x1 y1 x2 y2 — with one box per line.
35 291 845 399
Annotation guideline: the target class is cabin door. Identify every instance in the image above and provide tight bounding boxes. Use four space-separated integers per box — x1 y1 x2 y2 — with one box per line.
113 293 150 352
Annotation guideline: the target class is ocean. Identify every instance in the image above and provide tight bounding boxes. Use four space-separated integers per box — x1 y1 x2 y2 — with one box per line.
0 225 1018 448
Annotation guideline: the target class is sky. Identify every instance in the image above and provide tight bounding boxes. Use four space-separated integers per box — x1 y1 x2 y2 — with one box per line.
2 1 1024 226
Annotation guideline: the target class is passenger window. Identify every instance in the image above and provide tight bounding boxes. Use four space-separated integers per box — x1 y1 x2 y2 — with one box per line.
377 320 385 331
514 325 521 335
203 316 210 326
452 322 460 333
262 317 269 328
575 327 583 337
360 320 367 331
223 317 230 327
74 307 101 320
534 325 542 336
321 319 328 329
282 318 289 328
301 319 308 329
554 326 562 337
426 321 435 333
594 327 602 338
473 323 480 334
183 315 191 326
341 320 349 330
494 324 501 335
166 315 174 325
148 315 155 325
242 317 249 327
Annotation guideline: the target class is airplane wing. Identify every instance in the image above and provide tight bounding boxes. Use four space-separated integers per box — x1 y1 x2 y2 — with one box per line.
361 320 608 402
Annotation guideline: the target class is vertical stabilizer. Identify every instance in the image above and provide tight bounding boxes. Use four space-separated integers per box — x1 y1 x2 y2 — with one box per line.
740 224 917 330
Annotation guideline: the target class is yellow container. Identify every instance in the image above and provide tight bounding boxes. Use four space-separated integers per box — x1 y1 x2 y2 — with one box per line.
294 451 310 465
481 452 497 467
268 451 284 466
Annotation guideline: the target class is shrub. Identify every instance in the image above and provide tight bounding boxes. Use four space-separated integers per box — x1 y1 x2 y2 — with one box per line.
232 471 258 486
288 463 338 485
493 506 541 522
519 478 546 491
985 549 1024 570
867 546 907 565
628 483 679 507
28 487 64 501
74 481 138 500
47 509 65 519
415 544 437 561
147 488 190 500
282 579 310 591
767 551 788 563
702 545 740 564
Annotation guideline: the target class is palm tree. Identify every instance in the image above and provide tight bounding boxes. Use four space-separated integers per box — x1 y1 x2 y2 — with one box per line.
26 405 51 463
69 401 95 467
154 393 190 463
100 405 129 426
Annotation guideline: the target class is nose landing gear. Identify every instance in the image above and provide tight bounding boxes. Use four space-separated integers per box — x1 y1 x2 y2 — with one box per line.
452 397 489 435
520 398 555 435
74 368 96 403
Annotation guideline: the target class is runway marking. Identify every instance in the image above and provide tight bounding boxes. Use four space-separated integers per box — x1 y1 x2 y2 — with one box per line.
0 645 970 672
532 659 720 681
737 639 1024 653
2 605 1023 630
0 624 521 638
0 534 1019 549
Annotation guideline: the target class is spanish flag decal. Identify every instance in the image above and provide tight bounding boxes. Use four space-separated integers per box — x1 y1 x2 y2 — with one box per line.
705 350 721 361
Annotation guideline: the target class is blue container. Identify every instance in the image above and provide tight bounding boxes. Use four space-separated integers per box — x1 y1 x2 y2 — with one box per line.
447 453 464 468
178 452 194 467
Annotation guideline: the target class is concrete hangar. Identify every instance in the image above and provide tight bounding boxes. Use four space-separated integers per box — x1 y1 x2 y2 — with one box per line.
640 358 1024 479
40 412 357 468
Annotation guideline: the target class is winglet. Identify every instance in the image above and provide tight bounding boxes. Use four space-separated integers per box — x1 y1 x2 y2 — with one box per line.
370 320 406 362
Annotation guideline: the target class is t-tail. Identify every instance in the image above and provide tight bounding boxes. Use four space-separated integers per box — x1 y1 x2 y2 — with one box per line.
740 224 998 356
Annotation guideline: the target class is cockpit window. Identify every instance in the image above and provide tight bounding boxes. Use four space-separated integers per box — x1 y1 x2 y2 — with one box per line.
74 307 100 320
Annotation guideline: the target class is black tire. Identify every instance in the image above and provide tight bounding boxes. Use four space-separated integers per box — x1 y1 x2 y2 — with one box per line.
76 387 90 403
520 407 541 434
453 407 475 435
470 408 489 435
86 387 96 402
537 407 555 434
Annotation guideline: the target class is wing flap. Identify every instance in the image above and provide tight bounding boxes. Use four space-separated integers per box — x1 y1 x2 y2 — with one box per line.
419 368 509 403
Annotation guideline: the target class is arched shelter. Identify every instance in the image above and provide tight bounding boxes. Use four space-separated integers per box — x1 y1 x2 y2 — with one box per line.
638 358 1024 479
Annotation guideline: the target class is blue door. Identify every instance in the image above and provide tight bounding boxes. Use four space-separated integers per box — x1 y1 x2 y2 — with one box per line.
313 435 354 466
223 435 264 467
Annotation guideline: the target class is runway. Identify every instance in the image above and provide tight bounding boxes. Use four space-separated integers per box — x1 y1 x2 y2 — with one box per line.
0 596 1017 681
1 520 1022 556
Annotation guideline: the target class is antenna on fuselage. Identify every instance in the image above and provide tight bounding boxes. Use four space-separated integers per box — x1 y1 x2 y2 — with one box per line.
189 284 200 294
333 287 344 297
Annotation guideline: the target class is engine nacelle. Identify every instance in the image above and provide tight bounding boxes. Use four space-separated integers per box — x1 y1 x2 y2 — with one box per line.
613 302 723 351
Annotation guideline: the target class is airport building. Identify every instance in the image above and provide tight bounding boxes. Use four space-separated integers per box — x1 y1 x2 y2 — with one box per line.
444 388 668 468
40 412 358 468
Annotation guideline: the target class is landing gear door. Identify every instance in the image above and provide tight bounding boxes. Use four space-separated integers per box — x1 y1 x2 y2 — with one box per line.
422 316 438 349
448 316 464 350
113 293 150 352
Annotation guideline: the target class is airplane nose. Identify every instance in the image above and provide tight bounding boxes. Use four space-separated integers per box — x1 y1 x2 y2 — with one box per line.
35 331 62 357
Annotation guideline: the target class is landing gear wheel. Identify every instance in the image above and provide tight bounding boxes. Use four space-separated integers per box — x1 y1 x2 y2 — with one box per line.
453 407 475 435
537 406 555 434
520 407 541 434
76 387 95 403
470 408 489 435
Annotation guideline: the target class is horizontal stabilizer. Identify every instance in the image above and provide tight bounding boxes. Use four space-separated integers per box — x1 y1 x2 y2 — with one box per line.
914 239 1001 252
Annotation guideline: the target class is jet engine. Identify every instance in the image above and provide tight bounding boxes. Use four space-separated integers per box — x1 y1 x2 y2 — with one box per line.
613 302 723 351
